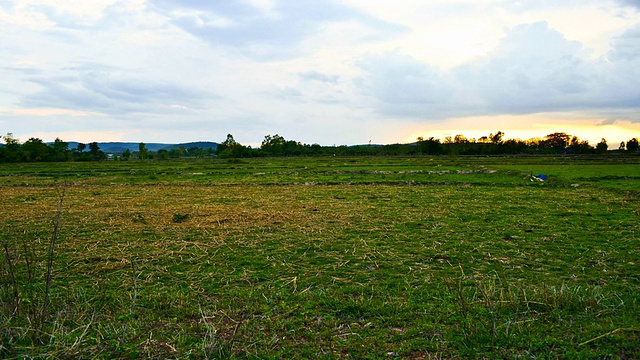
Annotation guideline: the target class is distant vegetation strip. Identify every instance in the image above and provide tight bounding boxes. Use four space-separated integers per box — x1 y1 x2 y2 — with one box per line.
0 131 638 162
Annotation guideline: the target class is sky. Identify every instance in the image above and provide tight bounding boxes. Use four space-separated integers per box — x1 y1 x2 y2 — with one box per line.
1 0 640 147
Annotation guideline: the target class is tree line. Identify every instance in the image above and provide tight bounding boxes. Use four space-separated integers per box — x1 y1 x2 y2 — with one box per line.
0 134 217 162
214 132 638 158
0 134 108 162
0 131 638 162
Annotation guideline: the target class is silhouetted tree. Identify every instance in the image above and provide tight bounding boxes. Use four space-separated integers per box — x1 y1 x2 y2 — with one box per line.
626 138 639 153
502 139 528 154
569 136 592 154
417 137 443 155
596 138 608 154
544 132 571 152
454 134 468 143
490 131 504 144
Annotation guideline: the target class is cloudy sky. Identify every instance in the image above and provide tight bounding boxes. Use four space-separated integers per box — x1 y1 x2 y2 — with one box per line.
1 0 640 146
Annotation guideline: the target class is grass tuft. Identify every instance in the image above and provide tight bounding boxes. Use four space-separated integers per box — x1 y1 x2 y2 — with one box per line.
172 213 190 223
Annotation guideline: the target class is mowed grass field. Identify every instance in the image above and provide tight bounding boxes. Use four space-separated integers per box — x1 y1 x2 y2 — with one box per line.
1 155 639 359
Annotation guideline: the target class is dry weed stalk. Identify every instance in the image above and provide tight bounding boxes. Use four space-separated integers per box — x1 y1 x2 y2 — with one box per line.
41 183 67 325
120 259 140 346
1 239 19 316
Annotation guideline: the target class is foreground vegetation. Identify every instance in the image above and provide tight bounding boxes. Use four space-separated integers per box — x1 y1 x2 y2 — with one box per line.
1 155 639 358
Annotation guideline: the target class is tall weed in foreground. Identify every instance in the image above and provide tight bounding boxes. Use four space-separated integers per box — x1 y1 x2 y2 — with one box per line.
41 184 66 326
0 184 71 355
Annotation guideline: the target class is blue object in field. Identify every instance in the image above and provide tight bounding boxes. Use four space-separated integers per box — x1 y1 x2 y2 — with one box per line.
534 174 547 181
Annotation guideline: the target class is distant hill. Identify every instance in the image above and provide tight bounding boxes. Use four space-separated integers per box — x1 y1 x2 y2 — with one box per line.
64 141 218 153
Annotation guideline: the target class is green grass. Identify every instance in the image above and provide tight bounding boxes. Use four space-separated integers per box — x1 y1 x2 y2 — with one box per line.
1 155 639 358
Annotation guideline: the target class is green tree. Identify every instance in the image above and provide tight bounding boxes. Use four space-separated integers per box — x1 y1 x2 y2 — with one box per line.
89 142 100 154
138 142 149 160
261 134 286 156
122 149 131 160
223 134 237 146
77 143 87 152
156 149 169 160
216 134 249 158
50 138 69 161
169 146 186 158
22 138 50 161
3 133 19 146
1 133 21 162
88 142 106 160
188 146 202 157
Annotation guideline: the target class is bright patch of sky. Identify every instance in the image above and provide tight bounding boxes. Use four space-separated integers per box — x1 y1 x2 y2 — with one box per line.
1 0 639 146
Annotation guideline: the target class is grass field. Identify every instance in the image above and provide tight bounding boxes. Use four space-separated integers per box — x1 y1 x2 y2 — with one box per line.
1 155 639 359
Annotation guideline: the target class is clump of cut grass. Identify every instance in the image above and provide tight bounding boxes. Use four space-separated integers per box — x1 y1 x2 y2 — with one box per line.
131 213 146 224
442 269 634 357
172 213 190 223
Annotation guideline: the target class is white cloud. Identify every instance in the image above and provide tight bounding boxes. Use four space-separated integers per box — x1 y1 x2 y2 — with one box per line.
460 22 594 113
18 68 209 116
298 71 340 84
1 0 639 145
355 20 640 121
608 24 640 61
355 52 454 118
148 0 403 61
0 107 103 117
